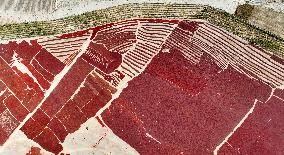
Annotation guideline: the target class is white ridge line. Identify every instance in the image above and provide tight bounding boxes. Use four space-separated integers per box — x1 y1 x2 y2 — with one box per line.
273 95 284 102
10 53 44 92
265 88 275 103
213 99 258 155
0 30 94 153
0 88 7 96
146 133 161 144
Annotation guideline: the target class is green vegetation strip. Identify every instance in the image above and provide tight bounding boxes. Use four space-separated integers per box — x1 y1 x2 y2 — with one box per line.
0 3 283 57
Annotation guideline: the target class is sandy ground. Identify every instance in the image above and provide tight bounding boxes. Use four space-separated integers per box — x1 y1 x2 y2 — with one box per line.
0 0 247 24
